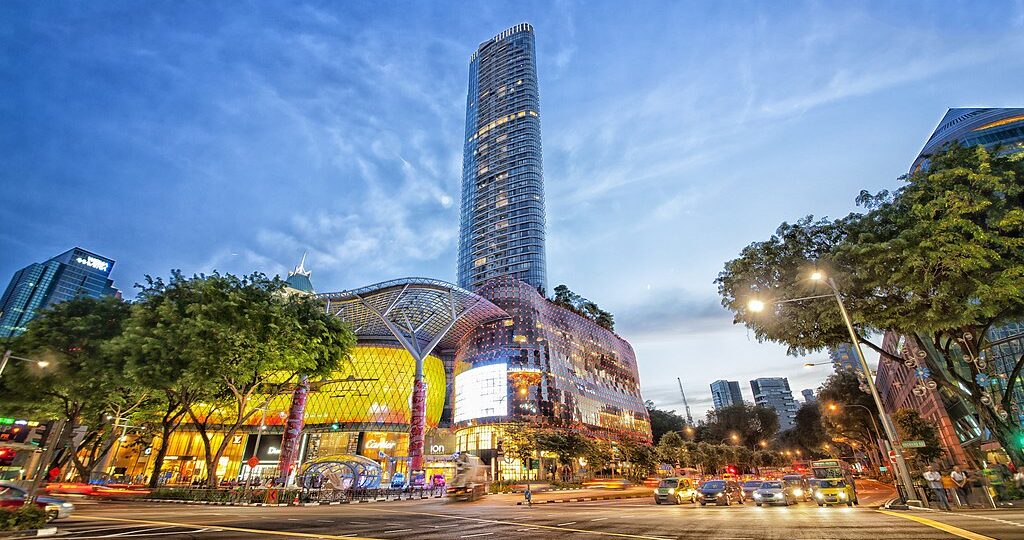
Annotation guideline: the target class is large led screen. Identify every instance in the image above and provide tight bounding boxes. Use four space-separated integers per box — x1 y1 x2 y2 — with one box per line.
453 363 508 423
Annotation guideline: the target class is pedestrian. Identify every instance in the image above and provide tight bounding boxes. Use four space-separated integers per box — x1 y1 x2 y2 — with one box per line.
951 466 971 508
1014 469 1024 490
524 486 532 507
923 465 950 511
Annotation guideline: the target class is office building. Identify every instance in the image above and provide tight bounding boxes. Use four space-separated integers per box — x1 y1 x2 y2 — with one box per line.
801 389 816 404
710 380 744 410
457 23 548 292
911 108 1024 173
750 377 799 431
0 247 118 338
829 343 858 373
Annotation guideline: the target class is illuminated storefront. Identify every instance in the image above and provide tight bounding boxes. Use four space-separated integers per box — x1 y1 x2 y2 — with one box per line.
454 277 652 452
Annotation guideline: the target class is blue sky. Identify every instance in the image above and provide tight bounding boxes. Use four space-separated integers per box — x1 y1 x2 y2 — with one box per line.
3 1 1024 419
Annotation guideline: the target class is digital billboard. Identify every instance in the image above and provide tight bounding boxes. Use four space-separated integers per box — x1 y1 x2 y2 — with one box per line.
453 363 508 423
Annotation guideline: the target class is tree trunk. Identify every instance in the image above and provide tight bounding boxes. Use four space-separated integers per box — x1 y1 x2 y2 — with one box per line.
148 423 174 488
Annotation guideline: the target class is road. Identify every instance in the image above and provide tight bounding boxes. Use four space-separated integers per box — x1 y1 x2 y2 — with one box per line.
54 482 1024 539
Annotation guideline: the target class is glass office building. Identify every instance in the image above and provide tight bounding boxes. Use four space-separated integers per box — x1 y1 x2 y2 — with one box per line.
0 247 118 338
457 23 547 293
710 380 744 410
750 377 798 431
911 108 1024 172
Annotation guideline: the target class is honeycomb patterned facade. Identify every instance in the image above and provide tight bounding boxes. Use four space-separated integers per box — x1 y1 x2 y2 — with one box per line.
454 277 651 445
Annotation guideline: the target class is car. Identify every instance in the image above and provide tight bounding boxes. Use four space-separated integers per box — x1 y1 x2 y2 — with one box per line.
653 477 698 505
0 483 74 520
781 474 812 502
814 478 858 507
741 480 764 501
752 480 798 506
697 479 744 506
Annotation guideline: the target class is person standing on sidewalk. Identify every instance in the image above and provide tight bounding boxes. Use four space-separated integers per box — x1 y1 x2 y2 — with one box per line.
951 466 972 508
923 465 951 510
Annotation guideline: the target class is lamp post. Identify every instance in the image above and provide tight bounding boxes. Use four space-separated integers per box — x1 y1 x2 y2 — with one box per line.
803 361 832 368
748 271 922 507
0 350 50 379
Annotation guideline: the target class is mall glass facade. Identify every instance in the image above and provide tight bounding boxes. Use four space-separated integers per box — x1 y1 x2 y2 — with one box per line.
457 23 547 292
453 277 651 456
0 247 118 338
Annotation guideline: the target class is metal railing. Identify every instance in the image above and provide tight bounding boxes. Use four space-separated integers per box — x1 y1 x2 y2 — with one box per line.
146 485 446 505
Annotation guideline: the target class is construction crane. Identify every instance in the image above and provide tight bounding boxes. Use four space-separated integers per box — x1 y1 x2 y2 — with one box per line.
677 377 694 426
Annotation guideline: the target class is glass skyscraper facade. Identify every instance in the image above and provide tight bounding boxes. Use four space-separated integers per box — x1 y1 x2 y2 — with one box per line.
457 23 547 293
710 380 743 410
750 377 798 431
0 247 118 338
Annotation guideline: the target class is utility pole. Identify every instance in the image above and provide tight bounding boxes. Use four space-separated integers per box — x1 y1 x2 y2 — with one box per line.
677 377 694 426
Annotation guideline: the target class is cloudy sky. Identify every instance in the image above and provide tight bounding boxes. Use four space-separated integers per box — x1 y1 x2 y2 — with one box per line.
3 1 1024 419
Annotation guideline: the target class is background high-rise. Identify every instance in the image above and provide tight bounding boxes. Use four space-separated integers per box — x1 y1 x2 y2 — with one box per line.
457 23 547 293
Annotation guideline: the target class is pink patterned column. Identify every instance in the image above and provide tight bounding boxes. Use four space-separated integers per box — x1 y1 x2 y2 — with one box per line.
409 379 427 472
277 376 309 485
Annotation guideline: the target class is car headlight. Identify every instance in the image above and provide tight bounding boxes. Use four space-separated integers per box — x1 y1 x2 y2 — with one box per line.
816 492 824 499
668 488 675 494
774 493 783 498
61 503 73 508
793 488 803 497
716 493 724 498
839 492 847 499
754 493 762 499
653 488 659 495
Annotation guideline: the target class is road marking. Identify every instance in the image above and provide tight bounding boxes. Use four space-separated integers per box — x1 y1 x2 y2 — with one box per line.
591 517 608 521
461 534 494 538
318 520 335 523
958 513 1024 528
383 529 412 534
516 528 538 532
75 515 381 540
557 521 577 526
877 510 996 540
372 508 675 540
350 521 370 524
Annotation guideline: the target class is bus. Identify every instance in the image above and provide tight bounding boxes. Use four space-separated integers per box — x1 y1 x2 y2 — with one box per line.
810 459 858 506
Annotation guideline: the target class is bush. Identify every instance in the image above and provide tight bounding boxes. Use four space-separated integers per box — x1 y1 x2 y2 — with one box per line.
0 505 49 532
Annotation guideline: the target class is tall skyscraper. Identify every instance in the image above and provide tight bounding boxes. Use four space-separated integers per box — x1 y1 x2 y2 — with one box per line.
750 377 799 431
801 389 816 404
0 247 118 338
457 23 547 293
710 380 744 410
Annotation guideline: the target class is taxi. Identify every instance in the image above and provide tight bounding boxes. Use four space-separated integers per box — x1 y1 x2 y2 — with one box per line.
813 478 857 506
653 477 698 504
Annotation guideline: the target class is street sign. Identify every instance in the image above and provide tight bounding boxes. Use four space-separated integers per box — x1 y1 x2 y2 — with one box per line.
246 455 260 468
888 450 898 463
901 440 926 448
879 466 888 472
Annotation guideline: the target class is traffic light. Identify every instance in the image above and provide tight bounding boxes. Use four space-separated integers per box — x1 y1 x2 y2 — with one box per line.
0 447 15 466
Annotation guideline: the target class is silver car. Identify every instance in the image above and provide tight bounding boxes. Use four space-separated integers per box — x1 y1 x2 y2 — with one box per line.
752 480 797 506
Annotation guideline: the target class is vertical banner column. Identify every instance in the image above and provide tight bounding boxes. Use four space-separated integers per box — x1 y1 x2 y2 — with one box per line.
277 376 309 485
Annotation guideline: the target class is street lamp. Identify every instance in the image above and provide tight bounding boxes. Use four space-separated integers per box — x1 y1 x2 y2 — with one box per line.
0 350 49 378
827 402 884 452
803 361 831 368
748 270 921 506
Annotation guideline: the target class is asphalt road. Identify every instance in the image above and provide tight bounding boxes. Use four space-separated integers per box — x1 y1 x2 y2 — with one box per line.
54 483 1024 540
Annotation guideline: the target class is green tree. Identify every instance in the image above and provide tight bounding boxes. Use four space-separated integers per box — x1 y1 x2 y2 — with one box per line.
893 408 944 468
1 296 137 481
776 403 829 460
550 285 615 331
503 423 537 481
817 373 883 471
584 439 614 478
656 431 684 465
716 144 1024 463
697 403 779 447
645 401 687 443
536 430 591 480
618 440 658 482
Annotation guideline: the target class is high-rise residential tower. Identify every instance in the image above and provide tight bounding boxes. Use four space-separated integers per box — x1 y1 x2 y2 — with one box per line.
710 380 744 410
0 247 118 338
829 343 858 373
750 377 799 431
457 23 547 293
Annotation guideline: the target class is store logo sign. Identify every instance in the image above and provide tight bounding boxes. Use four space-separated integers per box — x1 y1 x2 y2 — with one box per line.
365 439 397 450
75 256 109 272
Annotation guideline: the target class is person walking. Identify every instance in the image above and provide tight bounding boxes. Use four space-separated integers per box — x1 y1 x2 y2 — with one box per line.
951 466 972 508
923 465 950 510
1014 469 1024 490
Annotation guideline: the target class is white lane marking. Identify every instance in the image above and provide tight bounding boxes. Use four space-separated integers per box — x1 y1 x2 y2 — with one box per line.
317 519 334 523
430 524 460 528
383 529 413 534
349 521 369 524
461 534 494 538
516 528 538 532
959 513 1024 527
287 518 299 521
556 521 577 526
102 526 182 537
591 517 608 521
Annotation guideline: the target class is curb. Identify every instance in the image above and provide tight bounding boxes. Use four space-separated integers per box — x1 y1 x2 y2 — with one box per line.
0 527 58 538
139 496 442 507
516 493 648 506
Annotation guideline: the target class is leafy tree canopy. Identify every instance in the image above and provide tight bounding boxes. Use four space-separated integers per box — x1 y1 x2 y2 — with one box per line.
893 408 944 467
645 400 687 443
697 403 779 447
551 285 615 331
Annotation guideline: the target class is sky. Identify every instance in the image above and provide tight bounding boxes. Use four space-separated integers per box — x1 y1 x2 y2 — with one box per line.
3 1 1024 421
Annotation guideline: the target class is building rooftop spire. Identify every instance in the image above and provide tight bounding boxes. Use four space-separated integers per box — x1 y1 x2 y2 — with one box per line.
284 251 314 294
290 251 311 278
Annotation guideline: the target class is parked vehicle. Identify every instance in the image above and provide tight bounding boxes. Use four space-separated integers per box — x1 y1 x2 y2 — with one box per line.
753 480 798 506
697 480 744 506
654 477 698 505
0 483 74 520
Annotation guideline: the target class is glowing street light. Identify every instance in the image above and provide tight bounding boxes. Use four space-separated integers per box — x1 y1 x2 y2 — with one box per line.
0 350 50 379
747 299 766 313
